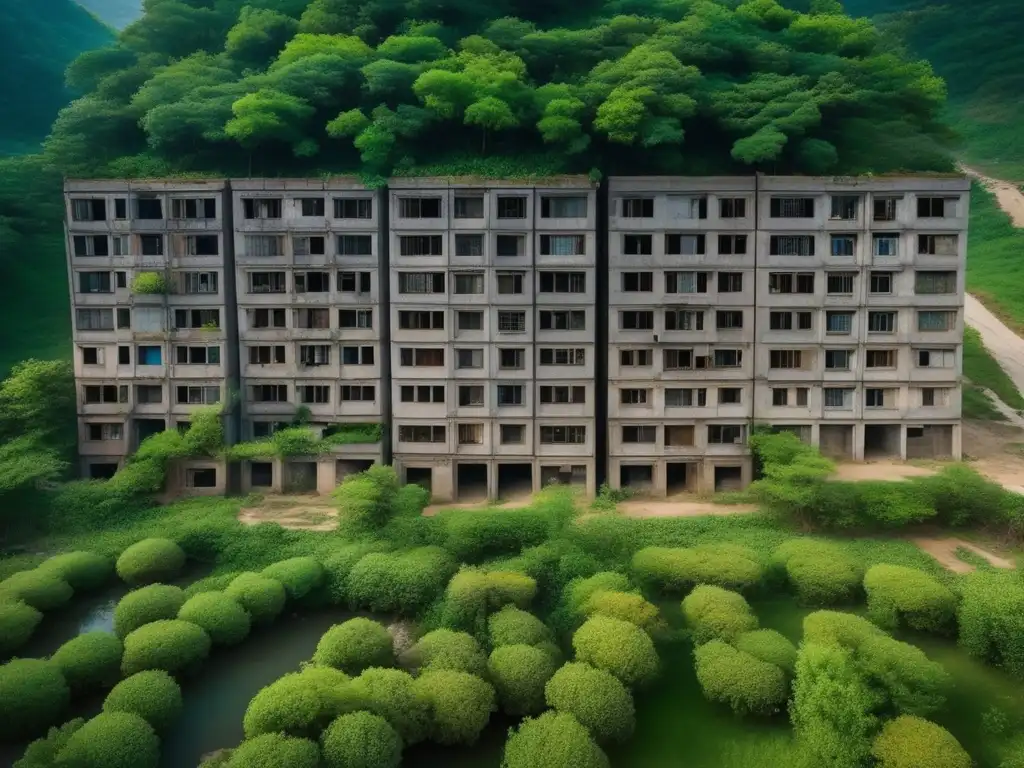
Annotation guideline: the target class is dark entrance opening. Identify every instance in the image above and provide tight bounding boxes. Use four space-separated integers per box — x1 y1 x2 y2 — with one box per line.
498 463 533 501
406 467 432 491
187 468 218 489
457 463 488 502
284 461 317 493
89 463 118 480
250 462 273 488
620 464 654 491
864 424 901 459
336 459 374 484
667 462 690 495
714 466 743 491
135 418 166 447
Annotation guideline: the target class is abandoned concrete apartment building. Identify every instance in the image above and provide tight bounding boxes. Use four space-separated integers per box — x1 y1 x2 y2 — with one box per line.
65 173 968 500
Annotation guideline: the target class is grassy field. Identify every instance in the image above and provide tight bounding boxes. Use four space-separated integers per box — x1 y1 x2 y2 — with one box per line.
966 183 1024 335
962 327 1024 419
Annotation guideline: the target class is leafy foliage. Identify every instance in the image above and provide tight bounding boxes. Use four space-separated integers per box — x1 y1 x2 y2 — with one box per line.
544 662 635 744
103 670 183 733
346 547 457 614
863 564 956 634
412 669 496 745
502 711 609 768
37 552 114 592
115 539 187 586
224 733 321 768
114 585 187 638
51 711 159 768
260 557 325 599
177 591 252 646
682 585 759 645
773 539 863 606
438 567 537 635
734 629 798 675
321 711 402 768
693 639 788 716
224 572 287 625
488 606 553 649
347 667 431 745
870 715 971 768
488 644 558 716
957 570 1024 678
242 666 351 739
51 631 124 694
13 718 84 768
0 568 73 611
632 544 763 594
0 599 43 657
120 619 212 676
572 615 659 688
0 659 70 741
313 618 394 673
404 629 488 676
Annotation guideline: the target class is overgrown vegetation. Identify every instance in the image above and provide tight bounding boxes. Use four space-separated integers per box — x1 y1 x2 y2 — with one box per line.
965 183 1024 336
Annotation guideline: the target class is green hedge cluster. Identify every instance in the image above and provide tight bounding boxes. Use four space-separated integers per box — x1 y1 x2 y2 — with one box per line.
321 543 390 605
404 629 487 676
772 539 863 606
566 573 633 613
183 573 241 598
438 568 536 633
871 715 971 768
243 666 351 739
114 585 187 638
260 558 325 600
121 619 212 676
581 590 660 632
0 569 73 611
115 539 186 586
572 615 659 688
502 711 609 768
734 630 798 675
0 658 69 741
225 734 321 768
436 504 564 562
488 644 558 716
51 631 124 693
412 669 495 746
693 640 788 717
53 711 159 768
682 585 758 645
347 667 431 745
863 565 956 634
488 606 553 649
346 547 457 614
544 662 635 743
14 718 84 768
178 591 252 646
312 618 394 673
957 570 1024 677
0 599 43 657
321 711 402 768
103 670 183 733
38 552 114 592
224 572 287 625
631 544 763 593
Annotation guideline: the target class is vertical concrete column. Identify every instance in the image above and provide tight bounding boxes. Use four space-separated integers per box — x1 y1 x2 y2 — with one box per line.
487 461 499 500
899 426 909 461
952 423 962 460
271 458 284 493
852 424 865 461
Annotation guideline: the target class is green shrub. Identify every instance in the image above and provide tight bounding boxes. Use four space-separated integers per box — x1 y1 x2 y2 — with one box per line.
312 618 393 673
224 573 287 625
177 592 251 646
38 552 114 592
631 544 763 593
804 610 885 648
734 630 798 675
438 568 537 634
322 543 390 605
436 505 565 563
404 629 487 676
243 666 351 739
682 585 758 645
488 606 553 649
864 565 956 634
0 599 43 657
958 570 1024 677
116 539 186 586
871 715 971 768
348 668 431 745
121 619 211 676
347 547 457 615
225 734 320 768
51 632 124 694
581 590 661 632
260 558 325 600
544 662 635 743
52 712 159 768
131 271 167 295
502 711 609 768
0 569 73 611
566 572 633 612
791 642 878 768
14 718 84 768
0 658 70 741
693 640 788 716
773 539 863 605
103 670 183 733
488 645 558 716
321 711 401 768
572 616 659 688
114 585 187 638
853 482 936 528
183 573 241 598
915 464 1009 528
412 669 496 746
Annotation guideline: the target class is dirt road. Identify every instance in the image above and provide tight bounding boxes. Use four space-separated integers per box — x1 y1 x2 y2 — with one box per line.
963 166 1024 227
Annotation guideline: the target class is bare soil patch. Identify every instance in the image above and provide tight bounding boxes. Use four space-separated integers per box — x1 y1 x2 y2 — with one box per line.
911 536 1016 574
830 462 937 482
963 419 1024 494
422 494 534 517
617 500 758 518
238 495 338 531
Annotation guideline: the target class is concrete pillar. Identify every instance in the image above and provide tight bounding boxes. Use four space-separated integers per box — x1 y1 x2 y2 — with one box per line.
851 424 865 461
899 426 909 461
952 423 962 461
432 463 455 503
487 461 499 500
271 458 284 493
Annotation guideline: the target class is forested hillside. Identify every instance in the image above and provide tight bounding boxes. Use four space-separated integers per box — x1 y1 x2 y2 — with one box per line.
76 0 142 29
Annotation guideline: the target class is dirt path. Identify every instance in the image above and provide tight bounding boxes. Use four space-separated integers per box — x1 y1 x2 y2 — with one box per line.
830 462 937 482
238 495 338 531
964 166 1024 227
617 500 757 518
911 536 1016 574
965 295 1024 397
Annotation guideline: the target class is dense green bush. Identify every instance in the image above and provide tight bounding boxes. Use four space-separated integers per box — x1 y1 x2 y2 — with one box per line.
313 618 393 673
436 496 570 562
115 539 186 586
502 711 609 768
14 718 84 768
260 558 325 600
804 610 886 648
572 616 659 688
225 734 321 768
103 670 183 733
632 544 763 593
864 565 956 634
734 630 798 675
52 712 159 768
957 570 1024 677
321 711 401 768
348 668 431 745
581 590 661 632
871 715 971 768
693 640 787 716
121 619 212 676
0 599 43 657
0 569 73 611
0 658 70 741
178 592 251 646
544 662 635 743
488 606 553 649
51 632 124 693
791 642 878 768
38 552 114 592
347 547 457 615
224 573 287 625
916 464 1010 528
566 572 634 613
322 543 390 605
114 585 187 638
773 540 863 605
243 666 351 739
488 645 558 716
682 585 758 645
404 629 487 676
412 669 495 746
438 568 536 634
183 573 241 598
